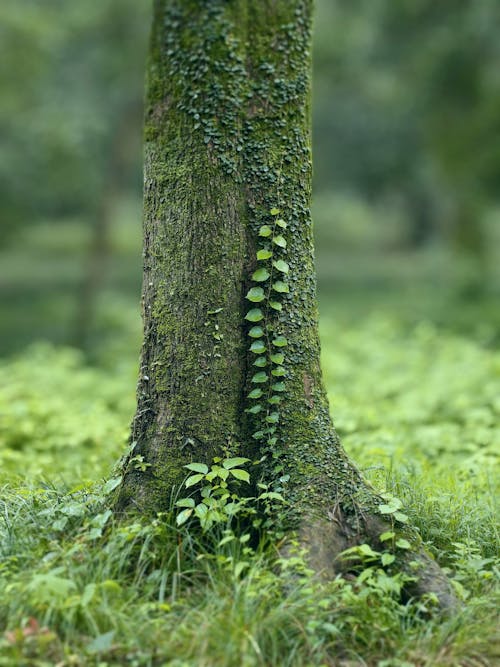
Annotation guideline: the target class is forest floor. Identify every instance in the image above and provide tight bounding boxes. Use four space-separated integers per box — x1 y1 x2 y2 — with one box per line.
0 293 498 666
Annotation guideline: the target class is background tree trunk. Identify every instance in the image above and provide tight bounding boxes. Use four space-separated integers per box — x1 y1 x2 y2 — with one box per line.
115 0 456 609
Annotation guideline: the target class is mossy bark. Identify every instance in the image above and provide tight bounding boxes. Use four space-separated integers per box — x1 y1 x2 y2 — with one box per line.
115 0 456 610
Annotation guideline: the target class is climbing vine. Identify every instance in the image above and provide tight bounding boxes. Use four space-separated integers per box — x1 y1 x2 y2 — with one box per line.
245 207 290 482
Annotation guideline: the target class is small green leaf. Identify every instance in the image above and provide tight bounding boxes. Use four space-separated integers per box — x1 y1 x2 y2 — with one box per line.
257 249 273 260
175 498 195 508
381 553 396 566
396 538 412 550
272 235 287 248
272 336 288 347
272 259 289 273
359 544 380 558
248 388 263 399
245 309 264 322
270 353 284 364
248 326 264 338
252 371 268 383
394 512 409 523
250 340 266 354
276 218 287 228
259 225 272 237
103 477 122 494
223 457 250 469
230 469 250 482
253 356 267 367
272 281 289 293
207 307 223 314
252 430 265 440
252 268 270 282
270 207 280 215
272 382 286 392
268 395 281 404
246 287 265 302
271 367 286 377
269 301 282 311
185 463 209 474
379 531 395 542
266 412 280 423
185 474 204 488
176 508 193 525
246 404 262 414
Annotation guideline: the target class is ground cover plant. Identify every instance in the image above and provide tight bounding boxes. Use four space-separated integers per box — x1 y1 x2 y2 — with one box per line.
1 304 498 666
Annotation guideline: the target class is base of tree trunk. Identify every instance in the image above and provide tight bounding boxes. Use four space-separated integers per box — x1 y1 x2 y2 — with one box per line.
299 510 458 612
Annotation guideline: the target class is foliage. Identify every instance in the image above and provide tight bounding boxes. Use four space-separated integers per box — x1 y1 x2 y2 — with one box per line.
0 344 134 481
0 309 498 664
244 207 291 487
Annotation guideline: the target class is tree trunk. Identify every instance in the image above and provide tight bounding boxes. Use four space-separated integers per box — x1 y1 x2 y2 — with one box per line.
115 0 456 610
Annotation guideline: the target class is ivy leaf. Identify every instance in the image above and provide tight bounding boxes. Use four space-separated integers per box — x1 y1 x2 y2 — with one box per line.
266 412 280 423
272 382 286 392
272 235 287 248
259 225 272 237
252 371 268 383
250 340 266 354
268 395 281 404
185 463 208 474
271 367 286 377
252 430 265 440
246 404 262 414
252 268 270 282
276 218 287 228
270 207 280 216
176 508 193 525
248 388 263 399
272 336 288 347
223 457 250 469
379 531 395 542
175 498 195 508
253 356 267 367
395 538 412 550
245 309 264 322
230 469 250 482
381 553 396 566
185 473 204 488
272 259 289 273
248 326 264 338
270 353 284 364
269 301 282 311
246 287 265 302
394 512 409 523
272 281 289 293
257 249 273 260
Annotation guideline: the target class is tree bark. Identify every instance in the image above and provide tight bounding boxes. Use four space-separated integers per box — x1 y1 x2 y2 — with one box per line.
115 0 456 610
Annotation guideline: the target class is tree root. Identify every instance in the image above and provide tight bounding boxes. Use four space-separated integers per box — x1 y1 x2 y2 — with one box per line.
298 509 459 613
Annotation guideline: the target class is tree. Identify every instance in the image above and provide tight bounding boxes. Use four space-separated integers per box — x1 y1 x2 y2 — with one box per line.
115 0 455 609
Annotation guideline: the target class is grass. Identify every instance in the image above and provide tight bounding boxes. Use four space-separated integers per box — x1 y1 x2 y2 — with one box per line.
0 304 499 666
0 198 499 664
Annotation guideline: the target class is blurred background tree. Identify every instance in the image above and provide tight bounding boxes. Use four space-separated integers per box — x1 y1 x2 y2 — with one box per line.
0 0 499 358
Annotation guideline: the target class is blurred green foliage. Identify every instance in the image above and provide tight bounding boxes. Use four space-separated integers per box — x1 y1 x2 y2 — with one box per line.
1 0 499 356
0 0 149 237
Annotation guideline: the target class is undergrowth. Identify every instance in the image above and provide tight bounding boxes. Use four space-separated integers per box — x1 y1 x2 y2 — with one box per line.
0 315 498 666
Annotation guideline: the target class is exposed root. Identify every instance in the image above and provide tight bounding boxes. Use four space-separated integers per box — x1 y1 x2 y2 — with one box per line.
298 509 459 613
